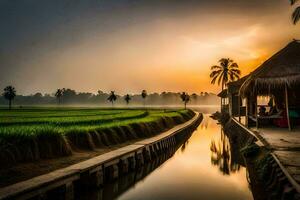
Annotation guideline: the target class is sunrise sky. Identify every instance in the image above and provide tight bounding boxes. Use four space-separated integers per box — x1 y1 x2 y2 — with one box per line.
0 0 299 95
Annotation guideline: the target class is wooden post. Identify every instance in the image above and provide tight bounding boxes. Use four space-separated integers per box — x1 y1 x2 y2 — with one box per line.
255 95 258 129
228 91 231 116
285 84 291 131
238 95 241 122
245 97 249 127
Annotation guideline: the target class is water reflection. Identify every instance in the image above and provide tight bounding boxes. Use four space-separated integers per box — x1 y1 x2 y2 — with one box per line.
77 113 253 200
180 140 189 153
210 129 241 175
77 147 178 200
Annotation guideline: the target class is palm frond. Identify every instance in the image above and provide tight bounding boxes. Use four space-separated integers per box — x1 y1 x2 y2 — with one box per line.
228 70 240 81
210 70 222 78
211 74 219 84
217 72 224 86
230 68 241 75
211 65 222 70
292 6 300 24
219 58 228 68
229 62 239 69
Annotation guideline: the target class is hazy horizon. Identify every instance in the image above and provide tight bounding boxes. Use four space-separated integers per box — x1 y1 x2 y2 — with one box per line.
1 0 299 95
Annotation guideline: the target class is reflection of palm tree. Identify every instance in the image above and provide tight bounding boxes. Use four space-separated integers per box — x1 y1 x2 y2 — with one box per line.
210 129 240 175
181 142 186 153
200 116 209 130
180 140 189 153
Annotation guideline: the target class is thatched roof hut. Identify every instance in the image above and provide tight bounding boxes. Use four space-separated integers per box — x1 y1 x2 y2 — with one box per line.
228 75 249 94
240 40 300 97
217 89 228 98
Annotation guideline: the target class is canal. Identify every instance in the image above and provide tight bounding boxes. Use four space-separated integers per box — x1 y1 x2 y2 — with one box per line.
79 112 254 200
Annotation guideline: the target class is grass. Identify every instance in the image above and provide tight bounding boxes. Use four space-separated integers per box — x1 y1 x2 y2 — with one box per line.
0 108 195 167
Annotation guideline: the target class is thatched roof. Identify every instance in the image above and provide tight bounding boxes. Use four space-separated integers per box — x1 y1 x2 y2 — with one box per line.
240 40 300 97
217 89 228 98
227 75 249 94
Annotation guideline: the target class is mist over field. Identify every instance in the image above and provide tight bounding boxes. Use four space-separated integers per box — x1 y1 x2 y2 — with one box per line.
0 89 218 107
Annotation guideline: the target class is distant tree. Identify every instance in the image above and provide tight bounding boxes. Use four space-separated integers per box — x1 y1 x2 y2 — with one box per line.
141 90 147 107
107 91 117 107
210 58 241 91
61 88 76 104
180 92 190 110
290 0 300 24
55 89 63 105
97 90 104 95
33 92 43 98
191 93 198 101
124 94 131 105
3 86 16 110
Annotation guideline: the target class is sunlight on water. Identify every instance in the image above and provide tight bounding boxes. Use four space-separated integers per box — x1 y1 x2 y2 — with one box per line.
116 115 253 200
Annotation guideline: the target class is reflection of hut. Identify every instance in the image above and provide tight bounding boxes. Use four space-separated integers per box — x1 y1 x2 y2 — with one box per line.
239 40 300 130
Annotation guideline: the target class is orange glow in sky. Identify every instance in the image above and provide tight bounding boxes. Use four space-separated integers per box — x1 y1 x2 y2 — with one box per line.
0 1 299 94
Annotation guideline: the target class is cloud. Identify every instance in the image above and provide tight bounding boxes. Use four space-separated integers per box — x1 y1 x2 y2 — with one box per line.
0 0 298 94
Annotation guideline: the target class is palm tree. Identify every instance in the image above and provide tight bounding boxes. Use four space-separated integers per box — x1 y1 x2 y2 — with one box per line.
141 90 147 107
3 86 16 110
210 58 240 107
210 58 241 90
180 92 190 110
107 91 117 107
290 0 300 24
124 94 131 106
55 89 63 105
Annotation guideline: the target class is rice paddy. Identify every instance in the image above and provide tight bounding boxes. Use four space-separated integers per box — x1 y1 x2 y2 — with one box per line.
0 108 195 167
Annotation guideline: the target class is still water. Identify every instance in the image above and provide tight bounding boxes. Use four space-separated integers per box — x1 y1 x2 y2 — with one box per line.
117 115 253 200
80 110 254 200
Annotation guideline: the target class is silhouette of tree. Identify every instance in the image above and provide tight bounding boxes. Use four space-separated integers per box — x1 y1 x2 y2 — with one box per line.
210 58 240 107
124 94 131 105
180 92 190 109
141 90 147 107
3 86 16 110
55 89 63 105
107 91 117 107
61 88 76 104
290 0 300 24
210 58 240 91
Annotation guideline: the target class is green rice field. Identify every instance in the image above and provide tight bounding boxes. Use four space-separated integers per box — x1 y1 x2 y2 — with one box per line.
0 108 195 167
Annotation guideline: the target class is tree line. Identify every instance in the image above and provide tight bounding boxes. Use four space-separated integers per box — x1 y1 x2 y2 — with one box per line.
1 87 218 110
